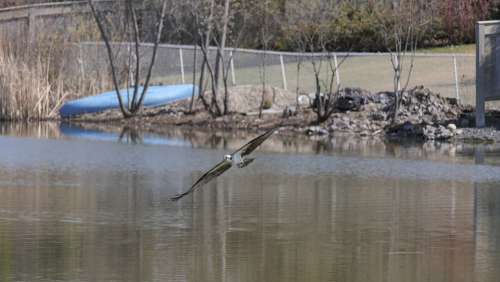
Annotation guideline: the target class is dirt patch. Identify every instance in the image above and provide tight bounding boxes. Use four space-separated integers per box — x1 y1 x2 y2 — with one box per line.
197 85 297 114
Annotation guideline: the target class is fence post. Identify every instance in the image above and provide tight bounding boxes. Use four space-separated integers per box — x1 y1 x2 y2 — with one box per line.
230 50 236 85
452 54 460 102
334 54 340 86
179 48 185 83
280 55 287 90
27 8 37 49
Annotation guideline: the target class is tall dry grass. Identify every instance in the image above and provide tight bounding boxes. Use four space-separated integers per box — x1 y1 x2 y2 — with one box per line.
0 13 112 121
0 46 66 120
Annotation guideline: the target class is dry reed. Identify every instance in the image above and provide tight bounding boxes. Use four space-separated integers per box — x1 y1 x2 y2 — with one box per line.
0 15 112 121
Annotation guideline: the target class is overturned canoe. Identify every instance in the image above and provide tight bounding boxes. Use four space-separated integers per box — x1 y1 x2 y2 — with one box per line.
60 84 197 117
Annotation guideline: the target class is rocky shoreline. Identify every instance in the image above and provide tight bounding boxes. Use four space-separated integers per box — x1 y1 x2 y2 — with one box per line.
62 85 500 144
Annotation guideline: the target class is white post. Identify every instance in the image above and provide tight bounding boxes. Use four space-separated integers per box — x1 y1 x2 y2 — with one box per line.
334 53 340 86
280 54 287 90
453 54 460 102
230 50 236 85
179 48 185 83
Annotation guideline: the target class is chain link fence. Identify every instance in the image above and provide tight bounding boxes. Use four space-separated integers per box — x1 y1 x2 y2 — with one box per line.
74 42 476 105
0 1 477 106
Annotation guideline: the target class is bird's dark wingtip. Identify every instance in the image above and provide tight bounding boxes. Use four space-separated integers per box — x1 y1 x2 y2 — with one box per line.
170 194 184 201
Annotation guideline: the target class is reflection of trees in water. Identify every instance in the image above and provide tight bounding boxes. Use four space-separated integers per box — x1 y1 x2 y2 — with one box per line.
474 182 500 282
0 167 159 281
178 175 476 281
6 122 500 165
59 122 500 163
0 122 61 139
0 125 494 281
119 126 143 145
0 170 481 281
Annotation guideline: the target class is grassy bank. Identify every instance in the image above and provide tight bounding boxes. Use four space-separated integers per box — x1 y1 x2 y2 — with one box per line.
418 44 475 54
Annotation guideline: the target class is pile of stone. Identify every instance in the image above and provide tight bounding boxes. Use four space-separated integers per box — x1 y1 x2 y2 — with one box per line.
387 121 461 140
308 86 464 140
394 86 461 125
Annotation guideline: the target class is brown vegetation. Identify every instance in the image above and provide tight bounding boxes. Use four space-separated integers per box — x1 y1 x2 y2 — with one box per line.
0 18 109 121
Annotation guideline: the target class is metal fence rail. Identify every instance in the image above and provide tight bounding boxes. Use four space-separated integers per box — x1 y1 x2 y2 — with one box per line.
75 42 476 105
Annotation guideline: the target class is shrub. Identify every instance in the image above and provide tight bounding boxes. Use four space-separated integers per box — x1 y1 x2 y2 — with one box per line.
328 4 387 52
262 98 273 110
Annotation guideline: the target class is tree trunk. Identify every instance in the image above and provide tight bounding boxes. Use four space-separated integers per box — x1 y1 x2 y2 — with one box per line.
196 0 215 115
213 0 231 114
87 0 132 117
189 44 198 113
134 0 168 113
127 0 141 110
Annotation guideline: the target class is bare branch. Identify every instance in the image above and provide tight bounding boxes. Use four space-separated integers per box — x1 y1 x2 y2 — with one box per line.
87 0 131 117
135 0 168 113
128 0 141 110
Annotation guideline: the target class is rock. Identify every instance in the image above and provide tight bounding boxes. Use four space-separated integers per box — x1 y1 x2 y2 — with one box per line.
387 121 423 138
305 126 329 136
374 92 392 106
298 95 311 107
333 120 350 130
324 86 464 138
371 111 386 121
423 125 454 140
282 106 296 118
335 96 363 111
362 103 380 112
423 125 436 140
334 88 369 112
402 121 414 131
422 115 433 125
360 131 370 137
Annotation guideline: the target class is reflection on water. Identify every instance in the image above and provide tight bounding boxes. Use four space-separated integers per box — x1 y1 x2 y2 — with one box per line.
59 124 191 146
0 123 499 281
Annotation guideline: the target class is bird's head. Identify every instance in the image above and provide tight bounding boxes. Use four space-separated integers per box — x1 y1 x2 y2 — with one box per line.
224 154 232 161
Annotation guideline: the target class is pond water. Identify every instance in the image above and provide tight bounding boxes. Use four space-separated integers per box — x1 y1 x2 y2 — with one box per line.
1 123 500 282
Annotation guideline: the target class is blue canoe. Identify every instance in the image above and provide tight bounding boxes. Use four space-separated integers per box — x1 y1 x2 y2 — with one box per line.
60 84 197 117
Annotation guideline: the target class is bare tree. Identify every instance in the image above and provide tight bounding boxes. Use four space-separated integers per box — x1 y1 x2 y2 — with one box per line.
184 0 218 116
286 0 347 123
87 0 167 118
380 0 420 124
189 44 198 112
185 0 251 117
295 55 303 110
258 0 273 118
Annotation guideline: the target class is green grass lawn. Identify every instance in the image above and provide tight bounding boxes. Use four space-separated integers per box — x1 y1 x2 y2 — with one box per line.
151 47 477 106
418 44 475 54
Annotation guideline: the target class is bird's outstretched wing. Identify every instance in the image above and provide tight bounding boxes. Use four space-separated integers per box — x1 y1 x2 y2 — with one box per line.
232 127 277 157
170 159 232 201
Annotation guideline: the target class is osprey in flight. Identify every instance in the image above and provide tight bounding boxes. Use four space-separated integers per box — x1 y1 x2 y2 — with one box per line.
170 128 277 201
